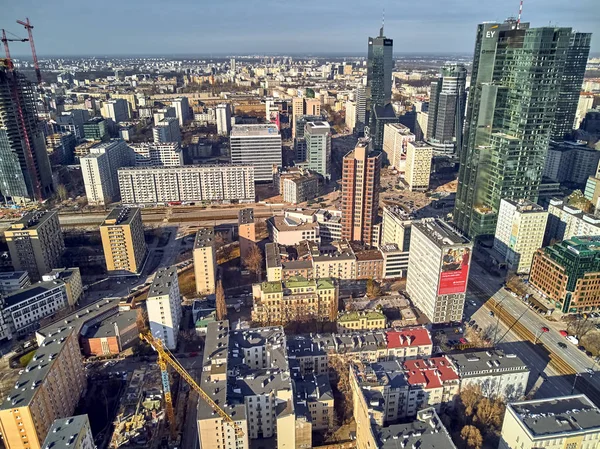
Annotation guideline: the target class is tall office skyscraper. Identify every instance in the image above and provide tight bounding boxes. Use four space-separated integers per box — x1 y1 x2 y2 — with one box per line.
216 103 232 136
426 63 467 148
454 20 574 239
551 32 592 141
367 27 393 114
305 121 331 180
0 62 54 203
341 140 381 244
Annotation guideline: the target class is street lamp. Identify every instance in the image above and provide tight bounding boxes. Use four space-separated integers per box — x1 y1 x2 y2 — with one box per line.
534 327 550 344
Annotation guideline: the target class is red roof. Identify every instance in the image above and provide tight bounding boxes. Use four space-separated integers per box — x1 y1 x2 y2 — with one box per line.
387 327 432 349
403 357 459 389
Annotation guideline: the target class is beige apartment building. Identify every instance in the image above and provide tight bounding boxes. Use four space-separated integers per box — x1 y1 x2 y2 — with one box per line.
5 211 65 282
382 123 415 170
251 276 338 325
405 141 433 192
42 267 84 306
238 208 256 261
337 311 387 333
99 207 148 275
193 227 217 295
499 395 600 449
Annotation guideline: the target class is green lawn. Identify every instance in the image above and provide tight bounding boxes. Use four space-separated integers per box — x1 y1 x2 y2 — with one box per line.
19 350 36 367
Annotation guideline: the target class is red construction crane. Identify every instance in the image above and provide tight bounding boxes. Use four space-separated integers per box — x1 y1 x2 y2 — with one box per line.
16 18 41 84
1 29 28 61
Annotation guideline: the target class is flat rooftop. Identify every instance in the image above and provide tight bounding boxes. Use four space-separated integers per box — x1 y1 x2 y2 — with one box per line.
193 227 214 249
231 123 280 137
508 395 600 438
41 415 90 449
7 210 58 232
147 266 178 298
84 310 137 339
305 121 330 133
4 280 65 308
375 409 456 449
449 350 528 378
414 218 470 248
238 208 254 225
101 207 140 226
501 198 546 213
0 271 28 281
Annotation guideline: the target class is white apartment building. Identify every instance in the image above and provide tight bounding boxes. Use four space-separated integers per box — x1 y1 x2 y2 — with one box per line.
230 124 282 182
545 198 600 244
118 165 255 205
81 139 134 205
345 100 356 132
146 266 181 350
407 219 472 324
193 228 217 295
101 99 130 123
380 206 416 277
216 103 232 136
0 271 30 297
171 97 190 126
494 199 548 274
3 280 68 338
405 141 433 192
314 209 342 243
305 121 332 180
153 117 181 145
382 123 415 170
130 142 183 167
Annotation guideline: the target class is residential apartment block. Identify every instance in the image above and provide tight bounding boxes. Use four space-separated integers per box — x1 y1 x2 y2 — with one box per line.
0 271 30 297
5 211 65 282
304 121 332 179
405 141 433 192
238 208 256 262
543 141 600 186
99 207 148 275
267 213 320 245
118 165 255 205
337 311 386 334
382 123 415 170
152 117 181 145
545 198 600 244
146 266 181 350
193 228 217 295
130 142 183 166
41 415 94 449
230 124 282 182
41 267 83 307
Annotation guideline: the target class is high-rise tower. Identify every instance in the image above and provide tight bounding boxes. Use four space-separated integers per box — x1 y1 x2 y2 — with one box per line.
367 27 393 124
454 20 574 239
0 62 53 203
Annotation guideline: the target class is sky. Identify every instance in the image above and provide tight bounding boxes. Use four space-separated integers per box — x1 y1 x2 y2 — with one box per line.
2 0 599 57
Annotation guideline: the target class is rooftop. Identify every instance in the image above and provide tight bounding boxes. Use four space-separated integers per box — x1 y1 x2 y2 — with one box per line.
147 266 178 298
501 198 546 213
101 207 140 226
84 310 137 339
305 121 331 133
231 123 280 137
4 280 65 309
508 395 600 438
0 271 28 281
386 327 432 348
119 164 254 173
449 350 528 378
385 122 413 135
194 227 215 249
7 210 58 232
238 208 254 225
414 218 470 248
338 311 386 323
409 141 433 149
270 215 318 232
375 409 457 449
41 415 90 449
403 357 459 388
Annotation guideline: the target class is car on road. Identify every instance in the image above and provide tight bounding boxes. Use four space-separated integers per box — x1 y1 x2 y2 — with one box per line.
559 330 568 337
541 327 549 333
558 342 567 349
459 338 467 344
489 311 494 317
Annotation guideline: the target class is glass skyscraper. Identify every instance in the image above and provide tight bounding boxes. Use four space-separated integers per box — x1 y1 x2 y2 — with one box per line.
0 62 53 203
454 20 577 239
367 27 393 131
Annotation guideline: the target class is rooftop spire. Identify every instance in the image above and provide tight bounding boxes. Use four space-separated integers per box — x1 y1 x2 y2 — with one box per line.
380 8 385 37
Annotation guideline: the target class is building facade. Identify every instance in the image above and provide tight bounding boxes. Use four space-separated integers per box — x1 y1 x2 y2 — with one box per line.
407 219 472 324
147 266 181 350
130 142 183 167
405 141 432 192
40 415 94 449
545 198 600 244
337 311 386 334
304 121 331 180
216 103 232 136
193 228 217 295
230 124 282 182
99 207 148 275
152 117 181 145
367 27 393 120
5 211 65 282
382 123 415 170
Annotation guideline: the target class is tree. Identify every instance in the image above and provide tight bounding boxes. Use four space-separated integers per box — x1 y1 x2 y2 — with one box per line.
566 190 594 213
329 295 339 321
460 425 483 449
565 315 595 338
458 384 482 417
216 280 227 321
328 355 353 423
56 184 68 201
366 279 381 298
474 397 505 429
244 243 263 281
136 307 149 333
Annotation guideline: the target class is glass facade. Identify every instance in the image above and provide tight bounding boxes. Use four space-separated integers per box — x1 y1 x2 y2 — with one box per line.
454 21 573 239
367 27 393 130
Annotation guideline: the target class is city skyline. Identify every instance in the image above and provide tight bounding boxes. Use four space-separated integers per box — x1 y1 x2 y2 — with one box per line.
2 0 598 56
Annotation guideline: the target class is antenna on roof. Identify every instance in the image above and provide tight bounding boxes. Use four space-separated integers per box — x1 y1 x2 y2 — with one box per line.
517 0 524 26
380 9 385 37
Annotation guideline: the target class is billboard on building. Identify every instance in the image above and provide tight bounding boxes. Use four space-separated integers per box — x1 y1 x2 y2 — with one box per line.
438 246 471 295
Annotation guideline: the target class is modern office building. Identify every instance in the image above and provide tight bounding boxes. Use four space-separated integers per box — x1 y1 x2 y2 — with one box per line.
193 228 217 295
230 124 282 182
493 199 548 274
454 21 575 238
147 265 181 350
81 139 134 205
341 140 381 244
5 211 65 282
543 141 600 186
251 276 338 324
46 132 76 165
82 117 108 141
101 99 130 123
370 103 398 151
55 109 89 140
407 218 472 324
545 198 600 244
130 142 183 167
304 121 332 179
153 117 181 145
238 207 256 261
40 415 94 449
426 63 467 150
551 32 592 141
530 236 600 313
367 26 393 120
99 207 148 275
382 123 415 170
0 63 54 202
118 164 255 205
380 206 415 277
171 97 190 126
355 86 368 134
498 395 600 449
216 103 232 136
405 141 433 192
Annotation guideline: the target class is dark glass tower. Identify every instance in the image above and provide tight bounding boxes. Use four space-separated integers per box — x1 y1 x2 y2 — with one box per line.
0 62 53 203
427 63 467 147
454 20 573 239
367 27 393 132
551 32 592 141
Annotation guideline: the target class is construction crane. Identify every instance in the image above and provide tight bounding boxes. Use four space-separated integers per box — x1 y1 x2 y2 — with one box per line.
16 18 41 84
139 332 244 440
1 29 28 61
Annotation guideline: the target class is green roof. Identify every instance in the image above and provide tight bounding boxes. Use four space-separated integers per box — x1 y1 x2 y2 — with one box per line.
316 278 336 290
284 276 316 289
261 281 284 294
338 311 386 322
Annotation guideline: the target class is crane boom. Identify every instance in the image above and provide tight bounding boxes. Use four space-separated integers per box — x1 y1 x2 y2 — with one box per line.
16 18 41 84
139 332 244 437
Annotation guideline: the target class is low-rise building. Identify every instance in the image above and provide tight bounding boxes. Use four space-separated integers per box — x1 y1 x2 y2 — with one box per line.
337 311 386 334
265 243 314 282
251 276 338 325
267 214 320 245
282 171 320 204
530 236 600 313
386 327 433 360
287 334 334 376
449 350 529 400
499 395 600 449
310 240 356 280
80 310 138 356
42 267 83 307
380 244 409 279
314 209 342 243
0 271 30 296
353 246 384 280
40 415 95 449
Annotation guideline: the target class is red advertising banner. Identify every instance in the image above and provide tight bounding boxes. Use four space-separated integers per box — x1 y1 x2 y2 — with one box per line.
438 247 471 295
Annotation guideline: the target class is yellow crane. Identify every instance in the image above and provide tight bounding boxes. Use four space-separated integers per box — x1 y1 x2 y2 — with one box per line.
139 332 244 439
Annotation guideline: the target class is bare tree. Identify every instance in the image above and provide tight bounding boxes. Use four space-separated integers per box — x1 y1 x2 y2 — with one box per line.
244 243 263 281
582 332 600 357
56 184 68 201
216 279 227 321
328 355 353 423
458 384 482 417
136 307 149 333
474 397 505 428
460 425 483 449
328 295 339 322
366 279 381 298
565 315 596 338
